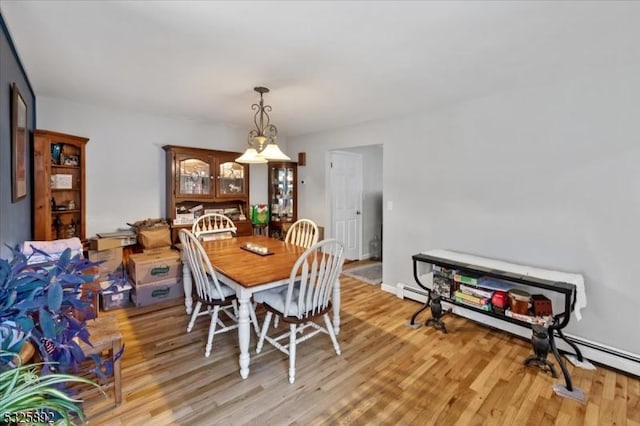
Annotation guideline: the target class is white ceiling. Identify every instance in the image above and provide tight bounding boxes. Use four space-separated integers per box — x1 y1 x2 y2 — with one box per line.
2 1 640 137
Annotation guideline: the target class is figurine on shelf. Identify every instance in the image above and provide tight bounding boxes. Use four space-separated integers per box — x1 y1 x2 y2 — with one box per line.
62 154 79 166
53 216 63 240
51 143 63 165
67 219 77 239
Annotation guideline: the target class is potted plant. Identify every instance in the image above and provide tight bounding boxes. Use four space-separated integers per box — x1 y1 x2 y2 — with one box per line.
0 350 100 424
0 246 99 372
0 245 116 422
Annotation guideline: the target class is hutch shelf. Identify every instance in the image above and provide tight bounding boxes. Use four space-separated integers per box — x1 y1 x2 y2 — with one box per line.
33 130 89 241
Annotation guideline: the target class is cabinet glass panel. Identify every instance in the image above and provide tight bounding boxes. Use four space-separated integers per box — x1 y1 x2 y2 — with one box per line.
218 161 245 196
179 158 211 195
271 166 294 220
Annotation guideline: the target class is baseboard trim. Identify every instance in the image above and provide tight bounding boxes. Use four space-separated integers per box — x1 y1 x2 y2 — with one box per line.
385 283 640 377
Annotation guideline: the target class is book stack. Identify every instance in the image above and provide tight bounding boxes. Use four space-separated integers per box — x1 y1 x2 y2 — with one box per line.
454 290 492 311
453 272 481 286
453 273 494 311
437 271 553 325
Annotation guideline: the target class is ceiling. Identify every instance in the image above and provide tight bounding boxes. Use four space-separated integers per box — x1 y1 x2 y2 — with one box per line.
2 1 640 138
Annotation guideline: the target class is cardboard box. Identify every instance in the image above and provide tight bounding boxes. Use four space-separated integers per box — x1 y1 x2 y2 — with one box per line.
138 226 171 250
88 247 124 278
51 174 73 189
128 250 182 285
100 280 132 311
89 236 137 251
131 278 184 307
142 247 177 254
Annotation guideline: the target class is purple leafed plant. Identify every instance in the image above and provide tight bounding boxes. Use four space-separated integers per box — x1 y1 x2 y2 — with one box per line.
0 245 123 378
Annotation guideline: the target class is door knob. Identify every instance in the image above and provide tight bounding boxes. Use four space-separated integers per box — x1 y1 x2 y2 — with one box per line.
356 210 361 215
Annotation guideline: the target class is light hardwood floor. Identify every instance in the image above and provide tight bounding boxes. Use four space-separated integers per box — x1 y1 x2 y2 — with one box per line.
84 272 640 425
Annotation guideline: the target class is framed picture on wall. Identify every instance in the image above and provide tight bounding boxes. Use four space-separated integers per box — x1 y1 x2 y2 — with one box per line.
11 82 27 202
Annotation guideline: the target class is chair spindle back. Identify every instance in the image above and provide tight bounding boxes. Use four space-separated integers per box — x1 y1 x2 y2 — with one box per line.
192 213 237 240
285 219 319 248
284 239 345 320
179 229 228 303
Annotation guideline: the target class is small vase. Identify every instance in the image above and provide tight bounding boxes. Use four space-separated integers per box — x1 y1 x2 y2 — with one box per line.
51 143 63 165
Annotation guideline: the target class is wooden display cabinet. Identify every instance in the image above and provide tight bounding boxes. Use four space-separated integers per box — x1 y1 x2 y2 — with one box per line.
163 145 252 243
267 161 297 240
33 130 89 240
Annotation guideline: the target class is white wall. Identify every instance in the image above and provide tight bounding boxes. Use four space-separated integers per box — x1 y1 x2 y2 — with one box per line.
37 97 273 236
290 68 640 356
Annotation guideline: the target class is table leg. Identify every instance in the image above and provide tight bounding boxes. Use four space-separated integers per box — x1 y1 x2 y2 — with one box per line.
333 278 341 335
238 290 251 379
182 253 193 315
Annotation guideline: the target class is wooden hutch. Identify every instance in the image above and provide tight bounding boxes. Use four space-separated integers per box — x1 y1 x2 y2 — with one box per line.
163 145 252 243
33 130 89 240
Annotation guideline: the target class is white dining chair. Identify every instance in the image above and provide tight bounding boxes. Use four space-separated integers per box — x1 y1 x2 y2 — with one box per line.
179 229 259 357
269 219 319 329
255 239 345 383
284 218 319 248
192 213 237 241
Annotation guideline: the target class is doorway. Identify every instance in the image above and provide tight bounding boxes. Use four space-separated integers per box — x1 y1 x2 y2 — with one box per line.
329 151 362 260
328 145 383 261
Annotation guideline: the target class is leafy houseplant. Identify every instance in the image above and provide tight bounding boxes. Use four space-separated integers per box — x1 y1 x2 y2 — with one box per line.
0 246 98 374
0 351 101 425
0 246 119 422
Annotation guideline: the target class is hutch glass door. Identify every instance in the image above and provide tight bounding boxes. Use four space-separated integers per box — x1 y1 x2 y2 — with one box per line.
271 165 295 220
217 161 246 198
178 157 212 196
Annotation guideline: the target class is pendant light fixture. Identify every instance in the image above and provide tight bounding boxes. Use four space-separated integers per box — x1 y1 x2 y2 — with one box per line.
236 87 291 164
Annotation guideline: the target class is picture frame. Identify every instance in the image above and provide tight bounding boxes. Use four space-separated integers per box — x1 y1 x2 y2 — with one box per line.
11 83 27 202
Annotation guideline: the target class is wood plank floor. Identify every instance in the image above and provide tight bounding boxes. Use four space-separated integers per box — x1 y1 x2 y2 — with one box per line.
84 272 640 425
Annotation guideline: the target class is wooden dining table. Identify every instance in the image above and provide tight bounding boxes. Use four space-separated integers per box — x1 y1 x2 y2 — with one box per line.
180 235 342 379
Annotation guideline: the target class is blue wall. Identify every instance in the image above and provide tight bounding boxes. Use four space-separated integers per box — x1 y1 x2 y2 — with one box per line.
0 12 35 257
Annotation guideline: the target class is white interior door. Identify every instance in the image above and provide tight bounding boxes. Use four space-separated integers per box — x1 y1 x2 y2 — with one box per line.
329 151 363 260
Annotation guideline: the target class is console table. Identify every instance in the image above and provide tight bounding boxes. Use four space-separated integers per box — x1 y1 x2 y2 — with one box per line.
411 249 587 396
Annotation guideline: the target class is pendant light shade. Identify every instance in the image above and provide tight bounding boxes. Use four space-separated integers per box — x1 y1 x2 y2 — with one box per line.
260 142 291 161
235 147 268 164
